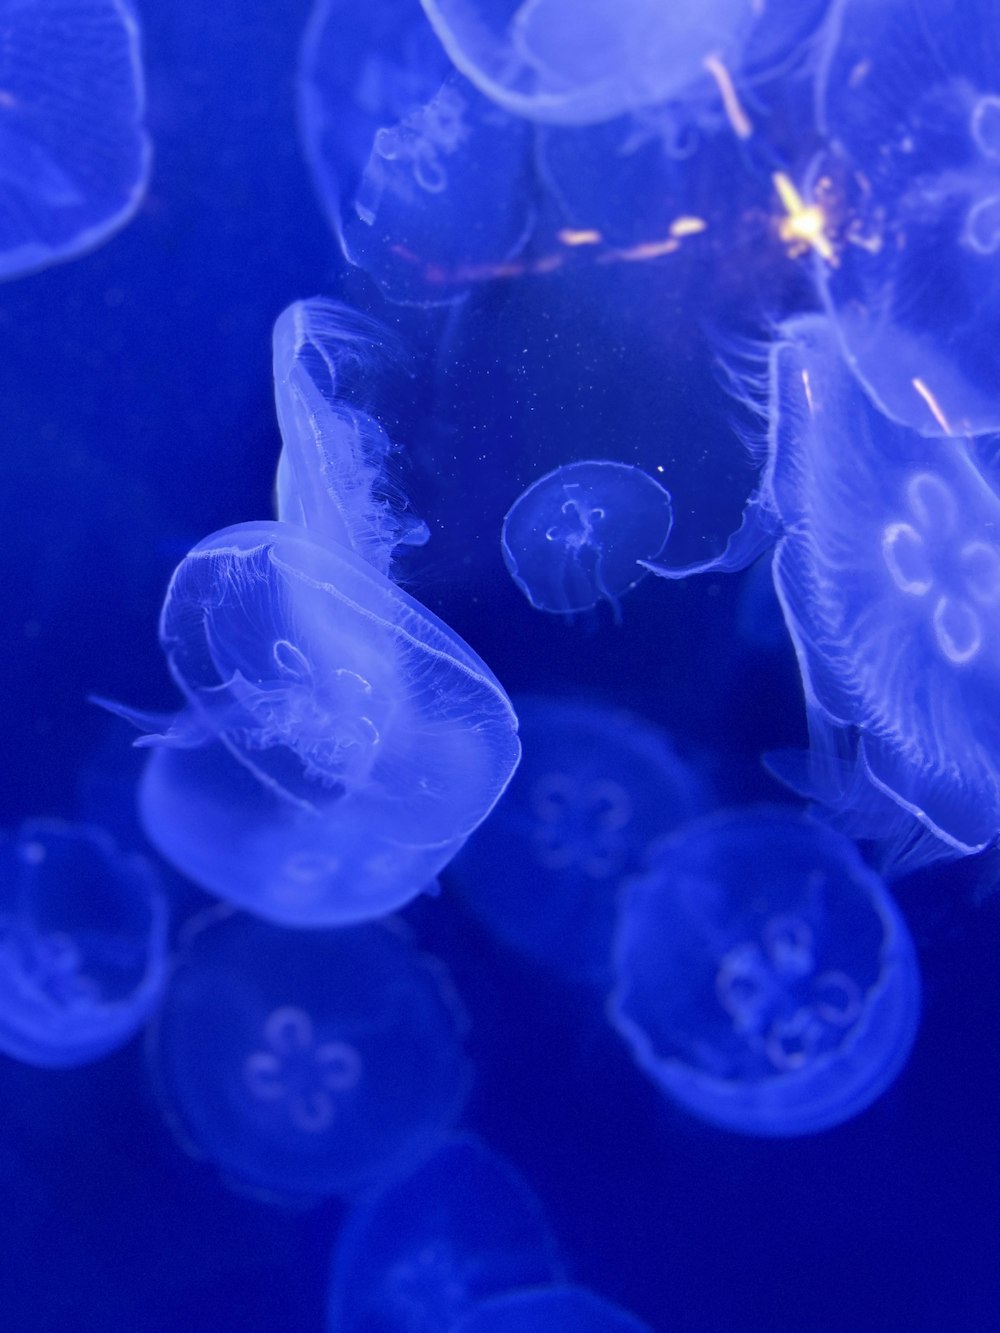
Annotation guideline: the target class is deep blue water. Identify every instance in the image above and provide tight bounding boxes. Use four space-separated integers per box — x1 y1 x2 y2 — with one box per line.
2 1 999 1329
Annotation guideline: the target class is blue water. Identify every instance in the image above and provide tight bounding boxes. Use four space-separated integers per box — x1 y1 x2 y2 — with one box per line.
1 1 999 1329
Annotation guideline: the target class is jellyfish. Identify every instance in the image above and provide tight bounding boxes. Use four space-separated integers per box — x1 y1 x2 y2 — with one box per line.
108 520 520 926
417 0 830 127
811 0 1000 433
327 1134 561 1332
450 695 708 983
299 0 534 303
452 1286 652 1333
646 314 1000 871
0 0 151 280
610 807 921 1137
0 819 167 1069
272 297 430 572
148 910 468 1201
501 460 674 617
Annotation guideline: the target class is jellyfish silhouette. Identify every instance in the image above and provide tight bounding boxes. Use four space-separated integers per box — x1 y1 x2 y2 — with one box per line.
0 0 151 279
611 807 921 1137
111 520 520 925
502 460 674 617
452 1286 652 1333
811 0 1000 434
646 314 1000 872
328 1134 561 1332
451 695 708 983
148 910 468 1201
0 820 167 1069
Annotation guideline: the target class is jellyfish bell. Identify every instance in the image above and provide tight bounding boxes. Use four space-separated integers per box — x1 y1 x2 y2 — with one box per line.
451 1285 652 1333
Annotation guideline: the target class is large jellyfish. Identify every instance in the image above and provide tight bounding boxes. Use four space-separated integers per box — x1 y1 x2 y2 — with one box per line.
148 911 469 1201
502 460 674 617
647 314 1000 872
452 1286 652 1333
327 1135 561 1332
0 819 167 1068
610 807 921 1137
811 0 1000 433
0 0 151 279
450 695 708 983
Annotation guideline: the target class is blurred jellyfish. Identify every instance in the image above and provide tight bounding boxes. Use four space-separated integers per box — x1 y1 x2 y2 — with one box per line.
451 695 708 984
149 911 468 1201
502 460 674 617
299 0 534 303
611 807 921 1137
0 819 167 1068
452 1286 652 1333
327 1134 561 1332
0 0 151 279
418 0 830 127
811 0 1000 433
272 297 430 572
647 314 1000 872
109 520 520 926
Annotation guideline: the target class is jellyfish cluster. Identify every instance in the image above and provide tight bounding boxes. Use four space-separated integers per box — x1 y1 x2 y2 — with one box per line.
2 0 999 1328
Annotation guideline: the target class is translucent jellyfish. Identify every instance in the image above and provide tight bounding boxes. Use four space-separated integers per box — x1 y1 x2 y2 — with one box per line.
0 820 167 1068
812 0 1000 433
610 807 921 1137
327 1135 561 1332
501 460 674 617
111 520 520 926
148 911 468 1201
299 0 534 303
0 0 151 279
272 297 430 572
452 1286 652 1333
418 0 830 127
647 314 1000 871
451 695 708 983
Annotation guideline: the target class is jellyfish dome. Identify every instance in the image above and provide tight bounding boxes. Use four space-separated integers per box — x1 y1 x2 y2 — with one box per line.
452 1285 652 1333
610 807 921 1137
0 0 151 279
502 460 674 617
327 1134 561 1332
125 520 520 926
0 819 168 1069
148 911 469 1201
812 0 1000 434
451 695 709 983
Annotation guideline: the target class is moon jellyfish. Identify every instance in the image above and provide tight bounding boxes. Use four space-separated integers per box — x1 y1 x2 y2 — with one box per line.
451 695 708 984
0 0 151 279
272 297 430 572
148 911 468 1201
452 1286 652 1333
418 0 830 127
0 820 167 1069
812 0 1000 433
328 1134 561 1332
502 460 674 617
115 520 520 926
610 808 921 1137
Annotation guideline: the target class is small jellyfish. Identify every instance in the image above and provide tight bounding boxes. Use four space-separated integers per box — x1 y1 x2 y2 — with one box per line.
148 911 468 1201
0 0 151 279
0 820 167 1069
272 297 430 572
327 1135 561 1332
501 460 674 617
451 1286 652 1333
811 0 1000 433
451 695 708 984
112 520 520 926
610 807 921 1136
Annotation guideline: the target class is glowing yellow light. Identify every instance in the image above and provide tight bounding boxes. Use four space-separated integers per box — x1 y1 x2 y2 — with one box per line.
703 54 753 140
558 227 603 247
669 216 708 238
610 237 681 263
772 172 836 263
912 378 953 433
